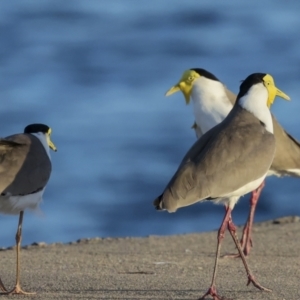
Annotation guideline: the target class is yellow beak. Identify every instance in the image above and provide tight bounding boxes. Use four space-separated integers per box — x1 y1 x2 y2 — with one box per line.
266 86 290 108
275 88 290 101
165 85 180 96
48 139 57 152
165 83 192 104
263 74 290 108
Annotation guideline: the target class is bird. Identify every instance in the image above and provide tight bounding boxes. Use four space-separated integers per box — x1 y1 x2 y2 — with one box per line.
165 68 300 256
0 123 57 295
154 73 290 299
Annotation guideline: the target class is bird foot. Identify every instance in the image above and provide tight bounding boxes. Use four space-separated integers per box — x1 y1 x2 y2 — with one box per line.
0 283 36 295
198 286 229 300
247 274 272 292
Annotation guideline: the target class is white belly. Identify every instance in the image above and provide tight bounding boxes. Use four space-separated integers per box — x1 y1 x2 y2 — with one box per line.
220 175 266 199
210 175 266 210
0 189 44 215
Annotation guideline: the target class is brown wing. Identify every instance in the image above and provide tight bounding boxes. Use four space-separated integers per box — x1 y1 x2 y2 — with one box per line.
0 134 51 195
271 116 300 175
0 140 23 150
156 106 275 212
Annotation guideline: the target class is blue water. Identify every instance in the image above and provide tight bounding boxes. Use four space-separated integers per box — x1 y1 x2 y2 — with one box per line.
1 0 300 247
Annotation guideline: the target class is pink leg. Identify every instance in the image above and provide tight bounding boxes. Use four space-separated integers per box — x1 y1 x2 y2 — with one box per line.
227 215 271 292
240 181 265 256
199 205 271 299
199 206 232 300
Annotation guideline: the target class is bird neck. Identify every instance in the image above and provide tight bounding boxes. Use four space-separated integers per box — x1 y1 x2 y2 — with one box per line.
238 84 273 133
191 77 233 135
31 133 51 159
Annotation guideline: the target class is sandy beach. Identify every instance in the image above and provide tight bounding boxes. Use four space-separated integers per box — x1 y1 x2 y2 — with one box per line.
0 216 299 300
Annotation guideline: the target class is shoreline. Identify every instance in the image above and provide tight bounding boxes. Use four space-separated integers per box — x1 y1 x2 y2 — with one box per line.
2 215 298 251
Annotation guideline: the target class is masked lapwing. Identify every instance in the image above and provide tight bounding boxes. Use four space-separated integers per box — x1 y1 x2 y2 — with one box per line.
154 73 290 299
0 123 57 295
166 68 299 256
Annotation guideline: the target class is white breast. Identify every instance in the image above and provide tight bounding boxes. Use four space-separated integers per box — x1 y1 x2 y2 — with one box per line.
191 77 233 135
238 84 273 133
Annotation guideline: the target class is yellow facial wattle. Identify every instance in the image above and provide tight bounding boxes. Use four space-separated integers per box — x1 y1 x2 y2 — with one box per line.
165 70 200 104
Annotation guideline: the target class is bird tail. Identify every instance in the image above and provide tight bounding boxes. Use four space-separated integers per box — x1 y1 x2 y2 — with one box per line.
153 194 164 210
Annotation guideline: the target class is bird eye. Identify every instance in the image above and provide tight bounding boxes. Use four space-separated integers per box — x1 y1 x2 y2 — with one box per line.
188 76 193 81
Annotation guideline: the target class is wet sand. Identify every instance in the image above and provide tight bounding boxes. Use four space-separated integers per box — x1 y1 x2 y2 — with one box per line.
0 216 299 300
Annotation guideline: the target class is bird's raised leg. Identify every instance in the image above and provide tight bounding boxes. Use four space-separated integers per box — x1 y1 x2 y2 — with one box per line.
240 181 265 256
1 211 35 295
199 205 232 300
227 214 271 292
